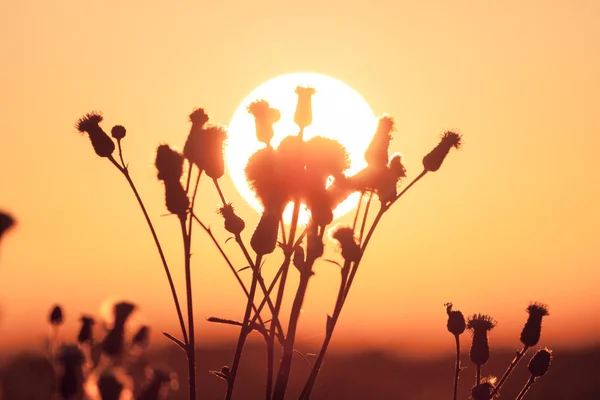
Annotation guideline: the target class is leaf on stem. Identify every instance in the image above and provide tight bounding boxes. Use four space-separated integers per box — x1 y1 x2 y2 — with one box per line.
326 314 334 336
162 332 186 351
293 349 313 369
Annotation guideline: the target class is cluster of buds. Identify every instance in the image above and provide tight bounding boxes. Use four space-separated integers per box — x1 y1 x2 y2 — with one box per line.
183 108 228 179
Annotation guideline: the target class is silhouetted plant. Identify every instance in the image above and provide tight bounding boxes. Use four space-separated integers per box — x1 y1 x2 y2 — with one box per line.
446 303 466 400
516 348 552 400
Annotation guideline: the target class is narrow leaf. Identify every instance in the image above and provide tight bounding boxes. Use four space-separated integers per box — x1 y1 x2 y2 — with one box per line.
323 259 342 268
162 332 186 351
326 314 334 336
237 266 251 273
293 349 313 369
207 317 243 327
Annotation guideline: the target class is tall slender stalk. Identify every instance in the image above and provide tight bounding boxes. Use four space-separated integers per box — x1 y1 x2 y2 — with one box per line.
516 376 536 400
107 155 188 346
453 334 461 400
476 365 481 385
492 346 529 396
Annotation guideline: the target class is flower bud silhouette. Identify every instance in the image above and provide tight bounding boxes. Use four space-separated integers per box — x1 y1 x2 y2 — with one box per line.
111 125 126 140
203 125 228 179
98 371 124 400
471 377 497 400
132 325 150 348
101 301 136 357
248 100 280 146
423 131 462 172
0 211 15 239
377 153 407 204
76 112 115 158
446 303 466 336
528 348 552 377
155 145 184 182
251 212 279 256
49 304 64 326
218 203 245 235
77 316 95 344
294 86 316 130
520 302 549 347
57 344 85 400
163 180 189 218
365 115 394 168
330 225 361 262
467 314 497 367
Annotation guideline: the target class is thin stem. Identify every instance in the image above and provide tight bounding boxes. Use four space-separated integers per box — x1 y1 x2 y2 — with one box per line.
116 139 126 169
492 346 529 396
107 155 188 346
266 339 275 400
453 334 461 400
180 218 196 400
213 177 227 205
226 254 263 400
280 218 287 245
516 376 536 400
352 192 364 231
358 191 372 244
476 365 481 385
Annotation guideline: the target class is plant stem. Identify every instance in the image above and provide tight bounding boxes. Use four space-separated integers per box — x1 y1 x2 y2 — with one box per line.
358 192 372 244
492 346 529 396
453 334 461 400
226 254 263 400
181 217 196 400
352 192 364 231
107 155 188 346
476 365 481 385
516 376 536 400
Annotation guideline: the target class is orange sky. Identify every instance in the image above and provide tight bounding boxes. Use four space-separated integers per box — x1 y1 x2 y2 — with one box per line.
1 1 599 356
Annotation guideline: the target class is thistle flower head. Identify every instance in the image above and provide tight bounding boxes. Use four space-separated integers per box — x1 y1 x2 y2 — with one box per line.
218 203 245 235
113 301 135 327
49 304 64 326
248 100 280 146
155 145 184 182
467 314 497 333
189 108 210 127
245 147 288 210
422 131 462 172
528 348 552 377
294 86 316 129
365 115 395 168
305 136 350 181
388 153 407 180
471 377 497 400
0 212 15 239
201 125 228 179
468 314 496 367
111 125 126 140
251 212 280 255
75 112 115 157
329 225 361 262
521 302 549 347
445 303 466 336
527 302 549 318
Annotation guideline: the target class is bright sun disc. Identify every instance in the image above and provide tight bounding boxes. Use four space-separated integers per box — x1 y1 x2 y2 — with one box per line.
226 72 377 222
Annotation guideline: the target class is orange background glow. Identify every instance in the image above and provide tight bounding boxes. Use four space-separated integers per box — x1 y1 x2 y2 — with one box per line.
1 1 599 355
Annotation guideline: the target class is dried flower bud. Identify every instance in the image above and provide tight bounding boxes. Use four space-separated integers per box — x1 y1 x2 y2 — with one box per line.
164 181 189 219
111 125 126 140
132 325 150 348
471 377 497 400
49 305 64 326
467 314 497 367
294 86 316 130
0 211 15 239
189 108 210 127
365 115 394 168
446 303 466 336
184 108 209 168
77 316 95 344
248 100 280 146
102 302 136 357
76 112 115 158
528 348 552 377
520 302 549 347
251 212 280 255
218 203 245 235
57 345 85 400
98 371 124 400
155 145 184 182
330 225 361 262
422 131 462 172
202 125 228 179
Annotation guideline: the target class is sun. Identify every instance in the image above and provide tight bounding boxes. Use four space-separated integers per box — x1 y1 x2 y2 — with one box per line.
225 72 377 222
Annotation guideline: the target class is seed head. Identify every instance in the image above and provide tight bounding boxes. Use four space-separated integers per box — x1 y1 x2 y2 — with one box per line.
251 212 280 256
202 125 228 179
218 203 245 235
75 112 116 158
521 302 549 347
77 316 95 344
445 303 466 336
245 147 289 210
163 181 189 219
189 108 210 127
528 348 552 377
365 115 395 168
248 99 280 146
111 125 126 140
471 377 497 400
0 212 15 239
294 86 316 130
330 225 361 262
422 131 462 172
155 145 184 182
305 136 350 182
467 314 497 366
49 304 64 326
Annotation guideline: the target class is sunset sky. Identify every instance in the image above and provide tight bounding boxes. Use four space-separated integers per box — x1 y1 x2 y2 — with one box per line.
0 1 599 356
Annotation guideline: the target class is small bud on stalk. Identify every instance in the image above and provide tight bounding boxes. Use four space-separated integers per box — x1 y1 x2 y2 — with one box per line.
76 112 115 158
520 302 549 347
446 303 466 336
49 305 64 326
471 377 497 400
528 348 552 377
111 125 126 140
294 86 316 131
219 203 245 235
330 225 361 263
423 131 462 172
248 100 280 146
467 314 497 367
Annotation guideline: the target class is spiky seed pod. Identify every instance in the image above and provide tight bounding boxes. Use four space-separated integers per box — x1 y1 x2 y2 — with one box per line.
202 125 228 179
0 211 15 239
77 316 95 344
183 108 210 168
471 377 497 400
467 314 497 367
98 372 124 400
423 131 462 172
248 100 280 146
218 203 245 235
163 180 189 219
102 302 136 357
76 112 116 158
528 348 552 377
132 325 150 348
138 369 173 400
49 305 64 326
155 145 184 182
251 212 279 256
111 125 126 140
189 108 209 127
446 303 466 336
294 86 316 130
521 302 549 347
57 345 85 400
365 115 394 168
330 225 361 262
